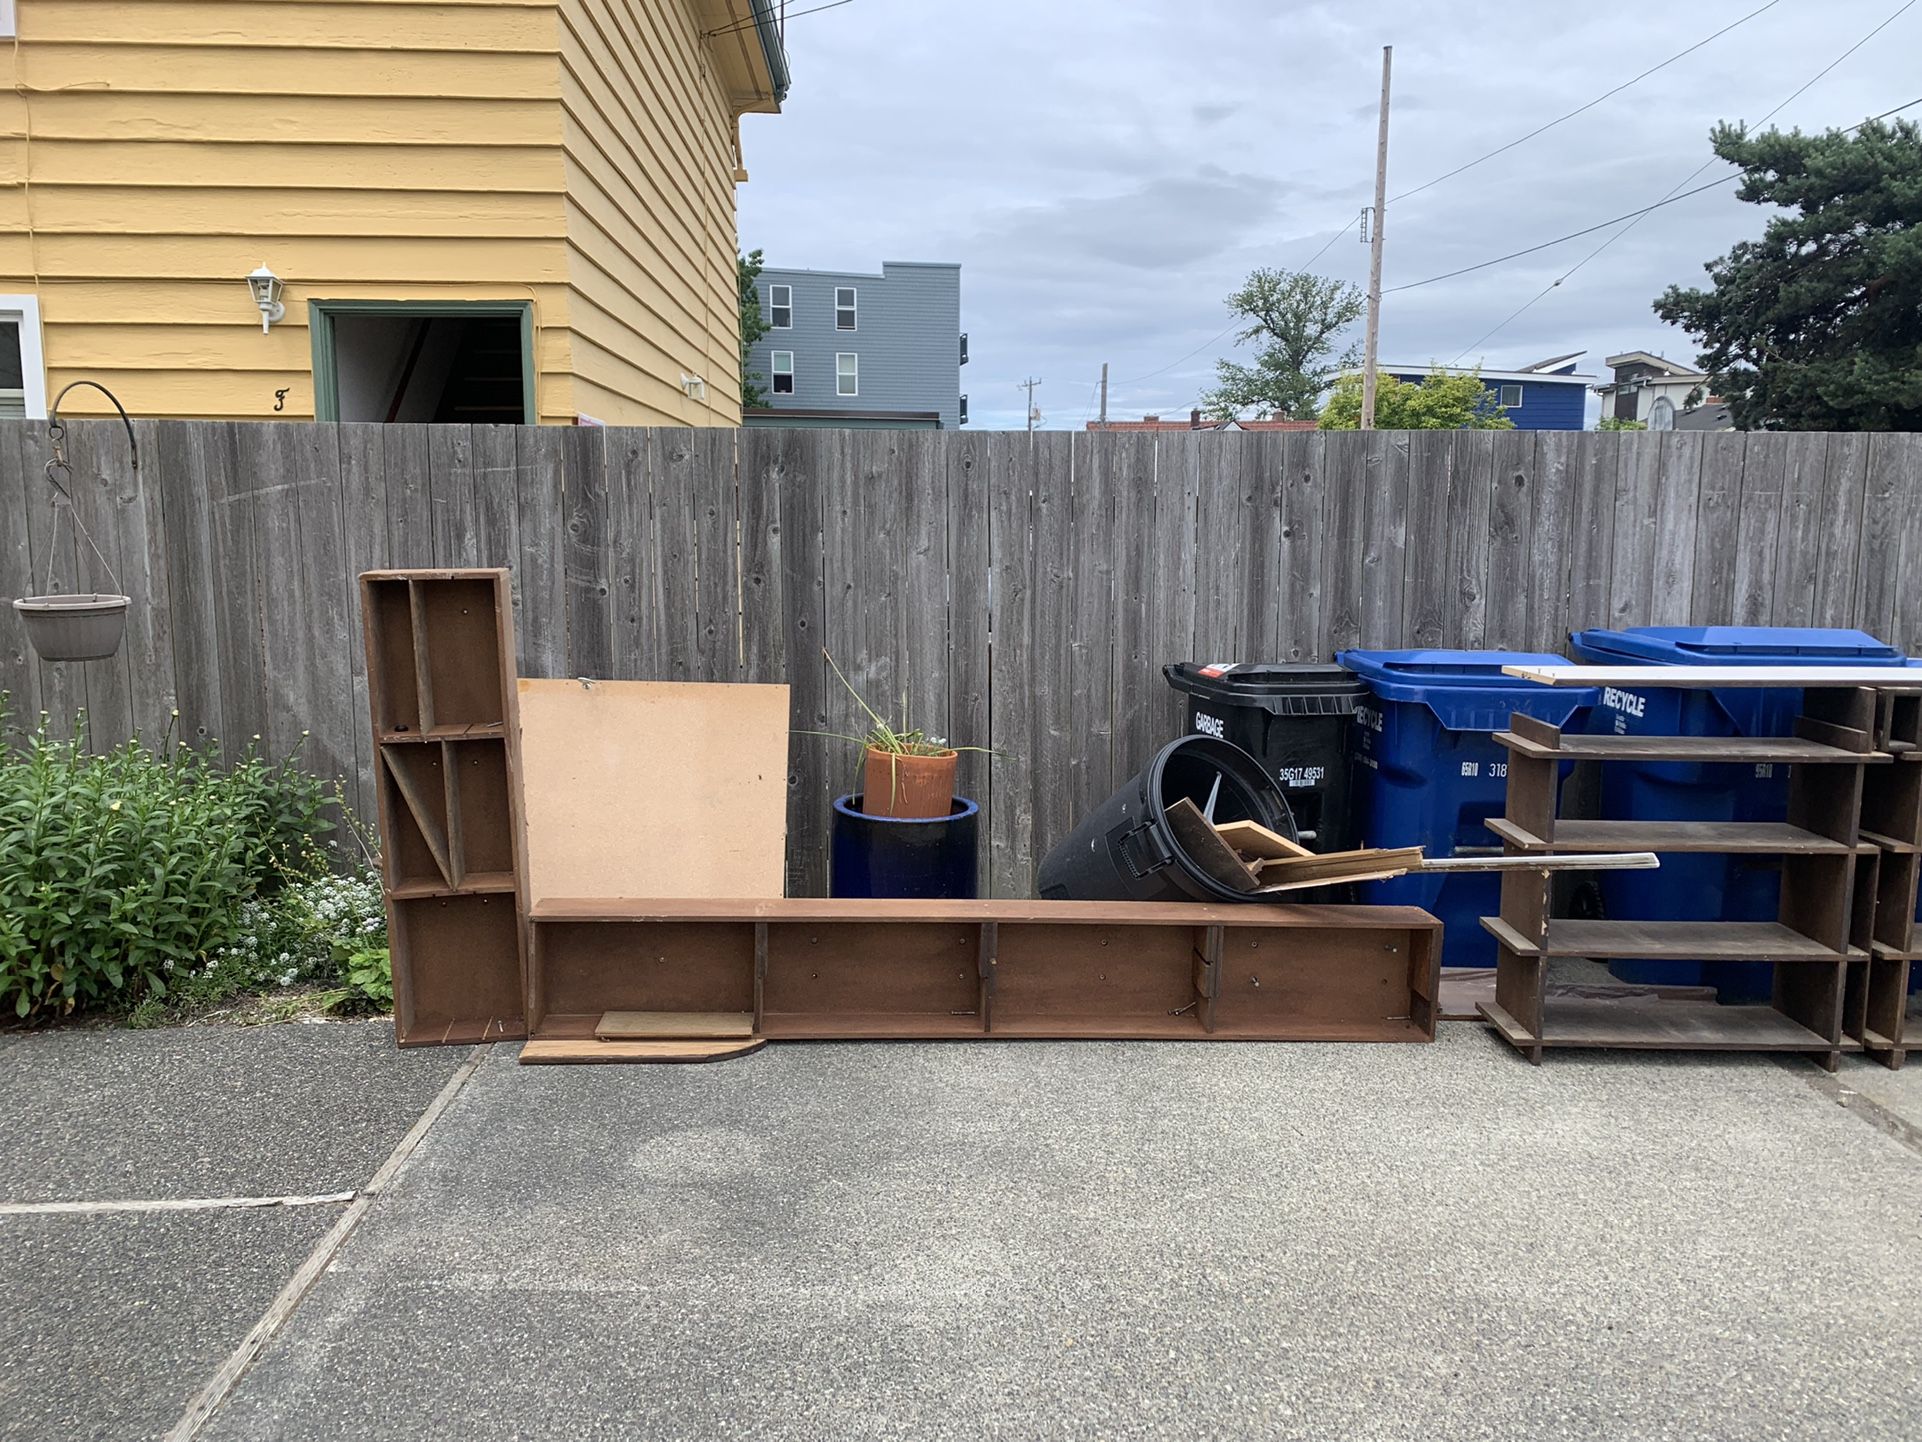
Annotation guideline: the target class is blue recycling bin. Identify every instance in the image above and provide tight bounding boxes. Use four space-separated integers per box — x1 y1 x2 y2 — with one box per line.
1338 650 1599 969
1570 626 1907 999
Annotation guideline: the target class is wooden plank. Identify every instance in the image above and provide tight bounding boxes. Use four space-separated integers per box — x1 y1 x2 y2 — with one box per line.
1163 798 1260 892
1524 997 1840 1052
1213 819 1315 860
1481 430 1533 648
1730 430 1785 626
517 678 790 902
1771 431 1829 627
650 428 700 681
428 425 480 567
287 423 354 794
1358 429 1410 647
532 895 1442 926
946 430 993 888
1887 435 1922 654
594 1010 755 1040
0 422 43 728
690 428 737 684
1320 430 1367 650
57 419 134 747
737 429 787 687
104 419 178 751
603 428 654 681
1813 432 1869 628
1854 433 1913 646
1649 430 1702 624
519 1037 766 1065
1242 430 1289 664
986 432 1035 890
1106 430 1160 811
1484 916 1853 961
1027 432 1075 879
1564 432 1619 634
1495 730 1884 764
775 428 830 897
512 425 568 680
207 422 270 755
900 429 951 776
1067 430 1117 826
1275 427 1326 661
1485 817 1868 854
19 414 89 741
336 423 389 820
1399 430 1452 649
559 423 611 680
1607 433 1662 628
1443 428 1494 647
1527 430 1576 654
1143 431 1200 756
1504 664 1922 688
1688 433 1745 624
375 423 431 570
1191 431 1251 660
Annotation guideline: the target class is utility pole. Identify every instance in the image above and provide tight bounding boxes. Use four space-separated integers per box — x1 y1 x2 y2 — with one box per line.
1098 362 1109 427
1360 44 1392 431
1020 376 1042 433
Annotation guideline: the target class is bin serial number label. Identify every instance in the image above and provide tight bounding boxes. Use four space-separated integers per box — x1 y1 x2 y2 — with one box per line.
1459 761 1507 778
1277 766 1324 788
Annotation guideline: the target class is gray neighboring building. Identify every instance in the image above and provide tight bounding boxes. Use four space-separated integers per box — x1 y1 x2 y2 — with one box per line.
745 261 966 429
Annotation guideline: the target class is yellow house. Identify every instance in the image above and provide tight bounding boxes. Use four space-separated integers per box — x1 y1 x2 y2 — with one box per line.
0 0 788 426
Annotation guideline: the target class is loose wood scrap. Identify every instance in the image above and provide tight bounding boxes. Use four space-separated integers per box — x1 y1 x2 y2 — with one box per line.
1211 819 1315 860
1164 798 1260 892
1252 847 1426 893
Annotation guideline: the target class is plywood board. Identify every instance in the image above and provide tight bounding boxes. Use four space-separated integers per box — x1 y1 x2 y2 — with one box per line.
517 679 791 902
595 1010 756 1040
1213 819 1315 860
519 1038 766 1065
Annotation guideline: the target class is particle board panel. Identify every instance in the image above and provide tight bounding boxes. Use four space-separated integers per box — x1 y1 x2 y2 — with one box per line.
361 578 421 736
990 923 1198 1031
537 921 757 1021
520 1038 766 1065
516 678 790 903
445 739 515 876
413 577 507 730
760 922 982 1030
595 1011 756 1040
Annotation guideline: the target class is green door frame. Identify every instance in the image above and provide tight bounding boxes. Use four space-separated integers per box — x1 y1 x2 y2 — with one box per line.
309 299 537 424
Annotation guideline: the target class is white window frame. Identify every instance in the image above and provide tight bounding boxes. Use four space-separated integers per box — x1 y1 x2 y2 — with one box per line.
835 286 857 332
0 294 48 420
0 2 14 38
767 284 792 330
1498 383 1524 409
770 349 794 395
836 352 858 397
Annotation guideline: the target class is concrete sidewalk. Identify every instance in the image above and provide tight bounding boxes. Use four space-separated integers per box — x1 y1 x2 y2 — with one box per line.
3 1021 1920 1441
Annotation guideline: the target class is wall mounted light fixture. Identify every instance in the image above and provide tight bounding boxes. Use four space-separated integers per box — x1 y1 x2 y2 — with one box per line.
246 264 285 333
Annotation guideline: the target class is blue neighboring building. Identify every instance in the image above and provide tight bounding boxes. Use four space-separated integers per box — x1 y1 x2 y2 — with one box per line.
744 260 966 430
1383 352 1595 430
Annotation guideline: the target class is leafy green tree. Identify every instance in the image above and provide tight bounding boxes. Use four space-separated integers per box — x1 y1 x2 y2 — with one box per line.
1200 269 1364 420
1317 368 1515 430
1653 118 1922 431
738 248 770 409
1597 416 1648 431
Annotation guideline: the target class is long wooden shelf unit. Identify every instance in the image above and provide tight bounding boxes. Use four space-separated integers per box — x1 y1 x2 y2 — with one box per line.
1480 688 1892 1069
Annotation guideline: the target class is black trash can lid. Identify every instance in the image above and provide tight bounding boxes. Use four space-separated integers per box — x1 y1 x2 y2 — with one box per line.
1165 661 1368 707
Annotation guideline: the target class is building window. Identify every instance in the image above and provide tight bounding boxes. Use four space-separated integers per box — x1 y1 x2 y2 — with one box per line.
0 2 14 38
771 350 794 395
959 333 969 366
0 295 47 420
959 395 968 426
836 352 858 397
1498 384 1523 409
768 284 791 329
835 287 857 331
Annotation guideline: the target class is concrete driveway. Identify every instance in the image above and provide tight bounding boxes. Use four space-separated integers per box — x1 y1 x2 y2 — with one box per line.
2 1019 1920 1441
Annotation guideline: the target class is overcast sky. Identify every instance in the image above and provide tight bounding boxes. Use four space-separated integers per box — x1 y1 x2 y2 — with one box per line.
736 0 1919 430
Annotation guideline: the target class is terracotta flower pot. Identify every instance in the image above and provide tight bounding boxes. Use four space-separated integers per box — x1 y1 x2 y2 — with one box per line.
861 746 959 819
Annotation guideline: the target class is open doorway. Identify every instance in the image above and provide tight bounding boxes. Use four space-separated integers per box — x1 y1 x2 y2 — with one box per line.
312 301 533 424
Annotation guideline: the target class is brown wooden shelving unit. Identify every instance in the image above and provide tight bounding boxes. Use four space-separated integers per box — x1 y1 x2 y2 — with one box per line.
1849 690 1922 1067
1479 692 1889 1070
361 569 527 1047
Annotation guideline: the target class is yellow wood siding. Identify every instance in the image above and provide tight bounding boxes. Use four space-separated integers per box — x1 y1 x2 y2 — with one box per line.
557 0 743 425
0 0 777 426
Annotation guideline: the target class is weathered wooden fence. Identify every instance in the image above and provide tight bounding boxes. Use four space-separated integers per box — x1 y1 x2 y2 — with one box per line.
4 420 1921 895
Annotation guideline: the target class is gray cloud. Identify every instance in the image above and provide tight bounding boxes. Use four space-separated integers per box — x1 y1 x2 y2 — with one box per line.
740 0 1921 430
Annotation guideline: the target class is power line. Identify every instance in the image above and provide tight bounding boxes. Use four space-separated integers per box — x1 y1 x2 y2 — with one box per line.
703 0 853 41
1390 0 1785 207
1448 15 1922 365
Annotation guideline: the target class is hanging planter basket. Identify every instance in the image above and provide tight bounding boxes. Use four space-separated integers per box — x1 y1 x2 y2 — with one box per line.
12 382 140 664
13 594 131 662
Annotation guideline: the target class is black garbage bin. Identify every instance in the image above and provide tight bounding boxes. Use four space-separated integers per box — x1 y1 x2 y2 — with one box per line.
1164 662 1367 852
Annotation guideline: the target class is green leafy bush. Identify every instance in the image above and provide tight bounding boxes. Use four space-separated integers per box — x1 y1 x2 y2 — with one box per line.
0 704 337 1020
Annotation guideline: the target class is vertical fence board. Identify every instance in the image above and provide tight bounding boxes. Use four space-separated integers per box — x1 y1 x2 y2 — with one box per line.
1689 433 1745 625
900 430 950 746
1108 430 1160 780
560 424 611 679
1243 431 1288 663
775 429 830 896
336 423 387 818
691 429 737 684
1321 431 1367 652
1565 432 1619 635
1649 430 1703 625
1400 430 1454 650
1444 430 1494 649
1066 431 1117 823
946 430 993 885
58 421 135 747
1855 433 1912 646
1529 431 1576 652
382 424 434 565
1730 434 1785 626
1888 436 1922 654
1276 429 1325 661
1027 432 1076 876
1771 432 1828 627
1607 430 1662 628
108 421 178 746
1192 432 1251 659
1482 431 1534 649
603 428 652 680
1813 433 1869 630
1144 432 1200 757
1358 431 1409 649
512 425 568 679
987 432 1036 898
0 423 43 727
737 430 788 686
